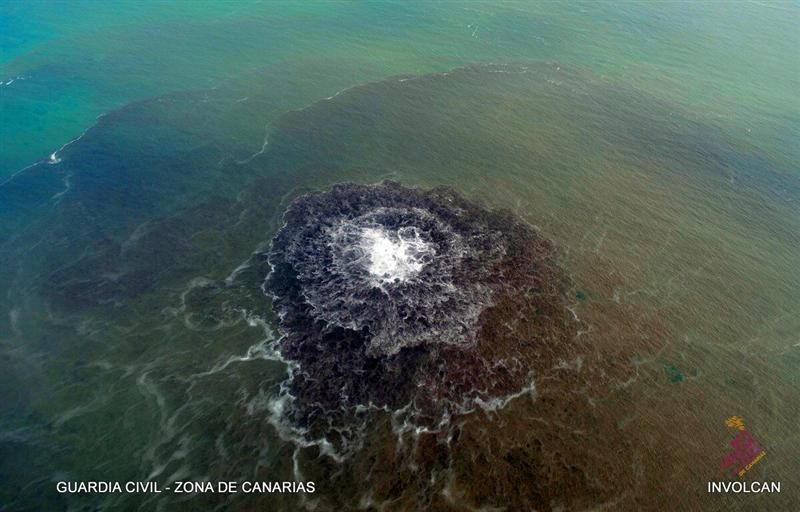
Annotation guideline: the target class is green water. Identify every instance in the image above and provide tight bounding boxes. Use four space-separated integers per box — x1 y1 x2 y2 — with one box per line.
1 2 798 511
3 1 798 176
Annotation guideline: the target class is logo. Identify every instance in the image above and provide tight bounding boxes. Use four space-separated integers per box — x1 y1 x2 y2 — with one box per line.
707 415 779 493
720 416 766 478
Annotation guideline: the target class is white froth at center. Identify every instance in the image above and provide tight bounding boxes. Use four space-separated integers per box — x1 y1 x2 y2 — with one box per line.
360 227 432 284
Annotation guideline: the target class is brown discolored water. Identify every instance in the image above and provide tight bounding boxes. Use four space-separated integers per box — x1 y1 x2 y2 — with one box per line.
1 61 797 511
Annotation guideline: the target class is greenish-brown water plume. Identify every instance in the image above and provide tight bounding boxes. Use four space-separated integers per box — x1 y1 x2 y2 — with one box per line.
1 3 798 510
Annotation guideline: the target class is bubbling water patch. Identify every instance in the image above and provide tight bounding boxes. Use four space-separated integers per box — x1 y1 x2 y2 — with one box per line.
360 226 432 284
264 181 577 451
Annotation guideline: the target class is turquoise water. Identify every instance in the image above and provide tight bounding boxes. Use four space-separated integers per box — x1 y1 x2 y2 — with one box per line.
1 2 798 511
3 1 798 176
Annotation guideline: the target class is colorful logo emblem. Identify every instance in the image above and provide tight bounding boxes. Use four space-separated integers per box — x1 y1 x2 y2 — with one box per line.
720 416 766 478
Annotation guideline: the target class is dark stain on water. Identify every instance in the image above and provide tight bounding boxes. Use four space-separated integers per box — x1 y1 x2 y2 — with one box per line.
664 363 685 383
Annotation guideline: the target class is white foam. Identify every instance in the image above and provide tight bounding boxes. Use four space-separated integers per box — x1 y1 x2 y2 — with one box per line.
359 226 433 285
51 172 72 201
8 308 21 335
2 76 24 86
47 112 108 166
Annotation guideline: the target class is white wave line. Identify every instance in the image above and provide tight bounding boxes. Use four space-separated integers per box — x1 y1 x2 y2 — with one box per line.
47 113 107 165
1 75 26 86
51 172 73 201
0 113 107 188
235 129 270 165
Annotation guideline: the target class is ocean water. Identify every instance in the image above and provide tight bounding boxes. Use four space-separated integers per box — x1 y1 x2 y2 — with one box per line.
1 2 798 511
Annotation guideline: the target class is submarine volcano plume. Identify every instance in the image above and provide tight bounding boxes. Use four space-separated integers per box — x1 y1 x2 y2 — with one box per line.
265 181 577 440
